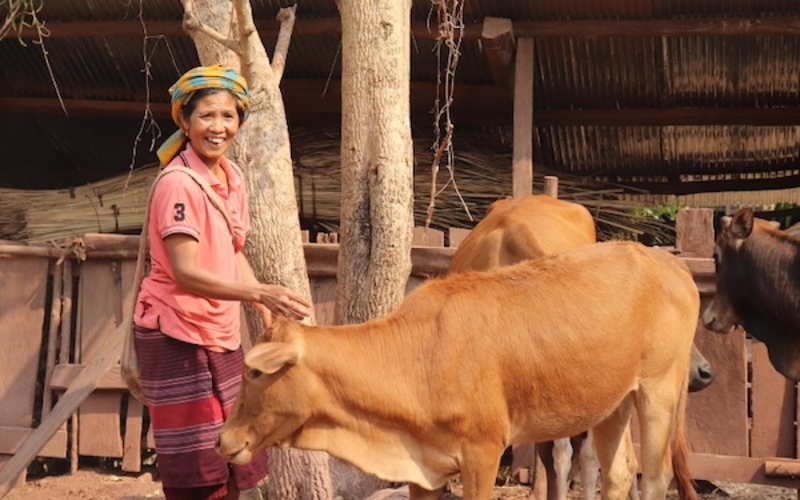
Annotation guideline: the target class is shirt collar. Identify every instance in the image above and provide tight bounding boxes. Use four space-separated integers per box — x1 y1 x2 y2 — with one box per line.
181 144 241 189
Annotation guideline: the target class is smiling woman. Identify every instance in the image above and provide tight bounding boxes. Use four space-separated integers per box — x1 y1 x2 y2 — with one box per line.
131 64 311 500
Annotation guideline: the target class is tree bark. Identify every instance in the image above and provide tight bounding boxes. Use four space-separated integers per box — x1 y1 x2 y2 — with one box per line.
333 0 414 497
181 1 333 498
335 0 414 325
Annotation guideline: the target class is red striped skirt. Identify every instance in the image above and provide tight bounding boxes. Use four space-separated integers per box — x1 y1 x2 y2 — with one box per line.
134 326 268 490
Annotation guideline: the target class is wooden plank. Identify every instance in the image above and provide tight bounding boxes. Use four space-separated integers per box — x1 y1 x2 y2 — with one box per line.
0 258 49 425
448 228 471 248
0 322 126 496
750 341 795 459
311 278 338 327
412 227 444 247
0 426 67 458
512 37 534 199
121 398 143 473
49 364 127 391
765 458 800 477
684 317 748 457
59 260 78 474
0 258 50 481
145 424 155 450
0 458 24 494
41 261 63 421
675 208 715 258
689 453 800 489
17 16 800 41
481 17 515 92
76 260 125 458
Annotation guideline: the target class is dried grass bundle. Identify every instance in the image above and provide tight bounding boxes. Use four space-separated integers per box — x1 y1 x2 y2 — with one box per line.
0 167 156 243
0 129 674 245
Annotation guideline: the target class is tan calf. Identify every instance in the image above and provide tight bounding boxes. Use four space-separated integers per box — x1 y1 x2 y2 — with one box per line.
218 241 698 500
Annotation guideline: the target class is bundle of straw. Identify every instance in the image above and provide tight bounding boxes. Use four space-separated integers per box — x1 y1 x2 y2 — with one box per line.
0 130 675 245
292 128 676 245
0 167 156 243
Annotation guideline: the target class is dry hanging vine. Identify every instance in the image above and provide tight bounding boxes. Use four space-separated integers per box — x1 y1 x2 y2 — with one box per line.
425 0 472 229
2 0 66 114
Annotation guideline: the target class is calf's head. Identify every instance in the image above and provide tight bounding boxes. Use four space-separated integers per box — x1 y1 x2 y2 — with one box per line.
216 319 310 465
701 208 753 334
702 208 800 381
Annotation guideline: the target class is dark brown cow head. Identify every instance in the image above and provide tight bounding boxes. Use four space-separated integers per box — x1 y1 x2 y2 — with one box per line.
702 208 800 380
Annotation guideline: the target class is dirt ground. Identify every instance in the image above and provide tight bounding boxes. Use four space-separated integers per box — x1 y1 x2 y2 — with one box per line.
3 464 798 500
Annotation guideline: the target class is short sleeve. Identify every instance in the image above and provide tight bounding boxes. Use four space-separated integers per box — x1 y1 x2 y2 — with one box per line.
149 171 207 241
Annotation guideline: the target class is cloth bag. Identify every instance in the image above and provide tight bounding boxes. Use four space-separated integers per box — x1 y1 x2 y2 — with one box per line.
121 162 235 404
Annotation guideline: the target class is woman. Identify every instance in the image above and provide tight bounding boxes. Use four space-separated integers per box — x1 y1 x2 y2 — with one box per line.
134 65 310 500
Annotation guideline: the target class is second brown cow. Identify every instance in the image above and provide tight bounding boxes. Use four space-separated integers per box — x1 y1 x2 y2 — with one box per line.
448 195 712 500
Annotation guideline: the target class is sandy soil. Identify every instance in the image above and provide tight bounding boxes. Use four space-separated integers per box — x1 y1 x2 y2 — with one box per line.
3 464 798 500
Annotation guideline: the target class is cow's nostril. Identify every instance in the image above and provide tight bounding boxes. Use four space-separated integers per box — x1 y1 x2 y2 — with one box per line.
700 365 715 382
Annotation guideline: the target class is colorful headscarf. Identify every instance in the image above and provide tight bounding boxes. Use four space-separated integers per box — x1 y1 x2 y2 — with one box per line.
156 65 250 167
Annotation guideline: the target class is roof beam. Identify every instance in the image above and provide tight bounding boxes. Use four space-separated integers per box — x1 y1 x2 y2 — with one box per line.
4 93 800 127
481 17 515 93
17 16 800 40
619 174 800 195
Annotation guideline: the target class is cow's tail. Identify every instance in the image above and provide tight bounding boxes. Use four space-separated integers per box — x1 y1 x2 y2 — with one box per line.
671 383 697 500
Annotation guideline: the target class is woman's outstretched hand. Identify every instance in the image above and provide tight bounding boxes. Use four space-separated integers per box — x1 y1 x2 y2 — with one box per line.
256 284 311 320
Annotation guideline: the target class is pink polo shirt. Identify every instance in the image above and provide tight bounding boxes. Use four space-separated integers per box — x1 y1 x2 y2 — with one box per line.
134 145 251 352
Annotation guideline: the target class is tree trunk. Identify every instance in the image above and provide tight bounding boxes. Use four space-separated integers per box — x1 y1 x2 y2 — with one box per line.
182 1 333 498
333 0 414 497
335 0 414 324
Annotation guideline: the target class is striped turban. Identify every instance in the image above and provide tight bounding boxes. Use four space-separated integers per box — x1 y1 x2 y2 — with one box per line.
156 65 250 167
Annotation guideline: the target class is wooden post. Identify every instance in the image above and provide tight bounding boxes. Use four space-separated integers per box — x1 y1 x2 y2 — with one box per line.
512 37 534 199
41 261 63 422
481 17 515 92
543 175 558 198
675 208 714 258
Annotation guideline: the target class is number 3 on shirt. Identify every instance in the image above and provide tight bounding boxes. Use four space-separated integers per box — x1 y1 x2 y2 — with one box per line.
174 203 186 222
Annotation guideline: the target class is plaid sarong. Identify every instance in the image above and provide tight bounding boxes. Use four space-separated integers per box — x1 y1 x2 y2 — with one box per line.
134 326 268 490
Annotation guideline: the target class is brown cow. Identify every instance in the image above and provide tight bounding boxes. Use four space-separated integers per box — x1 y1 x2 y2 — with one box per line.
218 241 699 500
449 195 712 500
449 195 597 274
702 207 800 380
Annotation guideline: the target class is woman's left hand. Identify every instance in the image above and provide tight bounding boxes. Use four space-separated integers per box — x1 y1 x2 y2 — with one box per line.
255 284 312 320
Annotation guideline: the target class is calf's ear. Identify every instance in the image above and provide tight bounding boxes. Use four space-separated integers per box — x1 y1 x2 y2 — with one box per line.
245 342 300 375
730 208 754 239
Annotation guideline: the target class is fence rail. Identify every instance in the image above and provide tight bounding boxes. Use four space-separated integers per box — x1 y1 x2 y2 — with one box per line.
0 209 798 491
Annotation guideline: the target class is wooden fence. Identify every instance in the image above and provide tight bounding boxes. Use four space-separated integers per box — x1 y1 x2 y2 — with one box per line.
0 209 799 491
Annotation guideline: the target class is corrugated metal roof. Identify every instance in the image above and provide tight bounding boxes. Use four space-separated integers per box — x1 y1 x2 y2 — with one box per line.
1 0 800 208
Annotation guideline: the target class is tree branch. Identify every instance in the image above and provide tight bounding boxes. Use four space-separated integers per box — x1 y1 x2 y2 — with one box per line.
233 0 264 86
181 0 241 55
271 6 297 83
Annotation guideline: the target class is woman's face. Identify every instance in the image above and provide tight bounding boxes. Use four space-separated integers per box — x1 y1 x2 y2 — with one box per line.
179 90 241 167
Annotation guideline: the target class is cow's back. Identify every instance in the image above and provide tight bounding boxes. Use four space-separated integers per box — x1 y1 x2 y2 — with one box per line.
449 195 596 273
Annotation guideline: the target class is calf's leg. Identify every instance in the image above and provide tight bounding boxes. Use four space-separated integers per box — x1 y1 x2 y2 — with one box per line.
459 448 505 499
635 384 681 500
552 438 573 500
591 396 637 500
574 431 599 500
